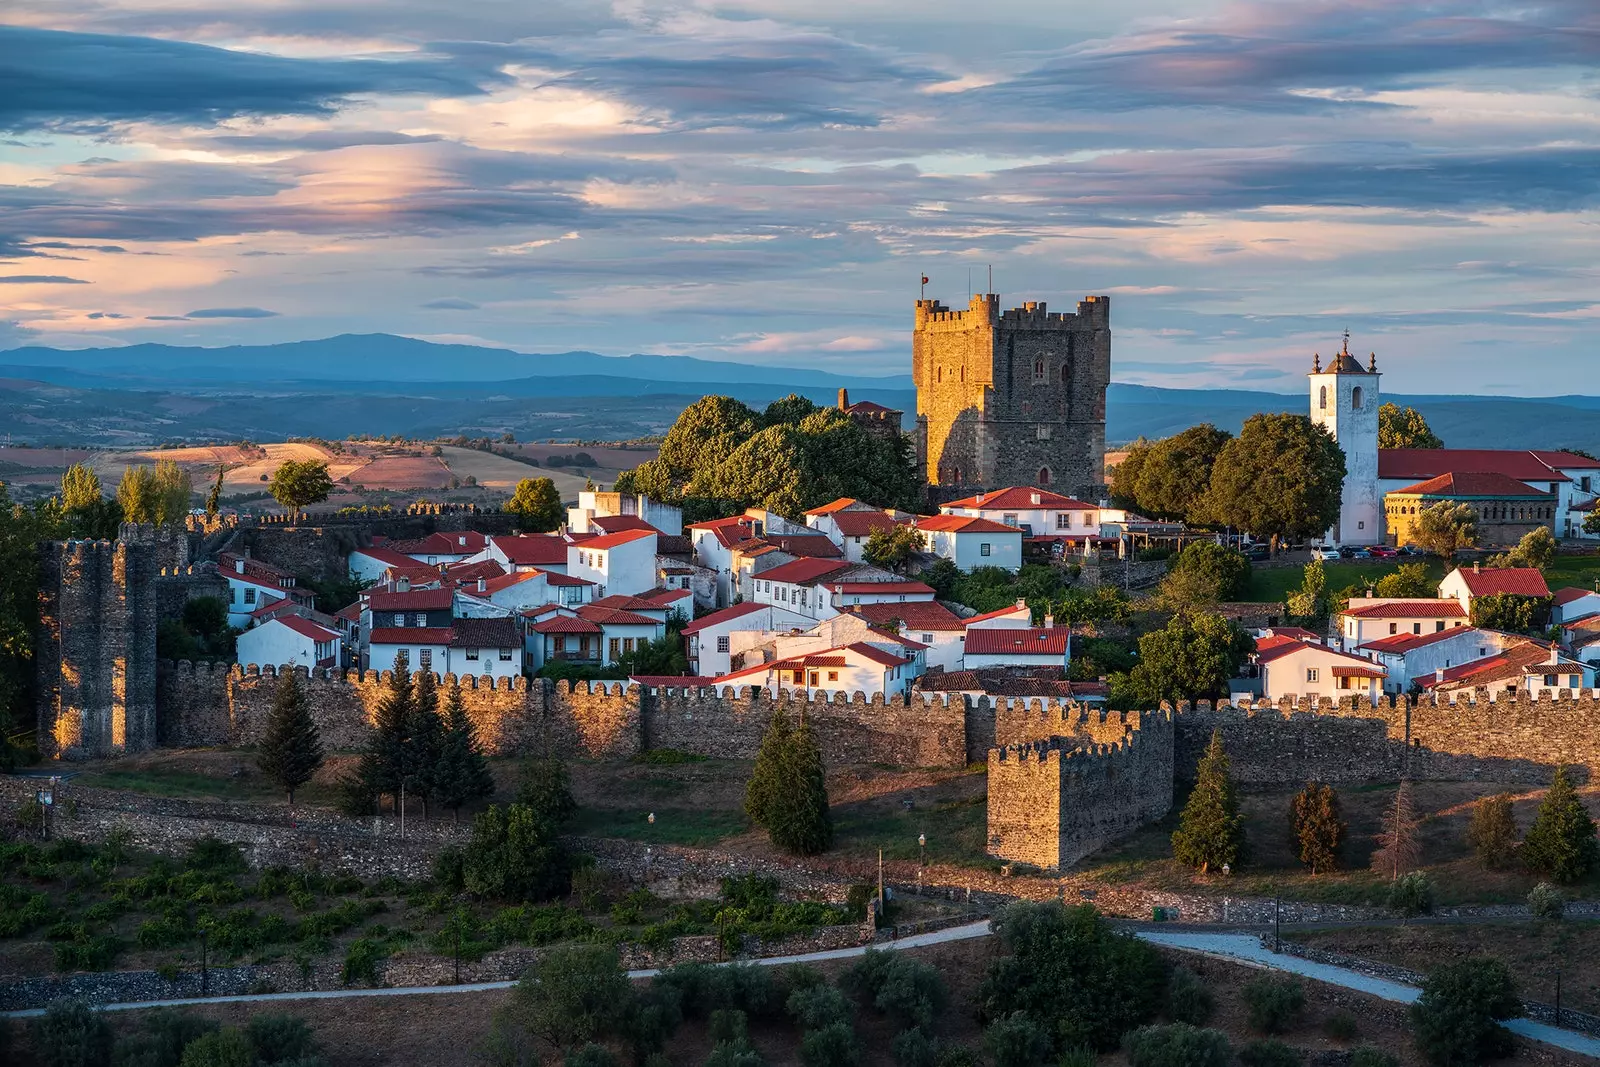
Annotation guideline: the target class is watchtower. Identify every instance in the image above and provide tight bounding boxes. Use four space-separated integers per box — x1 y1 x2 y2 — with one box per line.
1309 333 1381 546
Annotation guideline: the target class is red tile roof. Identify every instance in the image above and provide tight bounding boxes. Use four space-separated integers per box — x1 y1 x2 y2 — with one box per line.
443 559 505 584
1330 665 1386 679
1530 450 1600 470
1257 639 1387 671
629 675 722 687
963 627 1070 656
218 552 295 582
757 557 852 585
531 615 602 634
1452 566 1552 599
370 626 454 645
1378 449 1575 483
590 594 668 612
590 515 661 535
334 602 362 622
273 615 341 642
350 545 422 569
962 603 1031 625
842 642 912 667
492 535 568 566
1417 640 1554 689
466 570 547 597
576 605 660 627
829 512 900 538
767 533 846 557
1341 599 1465 619
1361 626 1478 654
634 587 692 606
543 571 593 587
832 581 935 596
389 531 489 556
916 514 1022 534
681 602 770 634
806 498 862 516
940 486 1097 511
1551 587 1598 607
1392 472 1554 498
846 601 967 631
1266 626 1323 641
581 529 656 551
368 588 454 612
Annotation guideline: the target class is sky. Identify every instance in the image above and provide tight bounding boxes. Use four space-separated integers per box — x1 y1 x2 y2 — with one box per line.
0 0 1597 394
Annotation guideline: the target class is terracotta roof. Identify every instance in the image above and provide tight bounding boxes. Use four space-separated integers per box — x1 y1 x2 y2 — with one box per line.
1253 633 1309 658
1530 450 1600 470
576 605 660 627
940 486 1096 511
334 602 362 622
590 515 661 535
629 675 722 687
452 616 520 648
844 400 900 415
1378 449 1575 483
383 564 444 585
768 533 847 557
806 498 863 516
1330 665 1386 679
532 615 602 634
492 535 568 566
368 588 454 612
917 670 1098 698
657 534 694 556
443 559 505 584
225 571 298 594
1551 587 1599 607
590 594 668 612
370 626 454 645
543 571 593 587
916 514 1022 534
389 531 489 556
1341 599 1465 619
845 641 913 667
1452 567 1552 599
218 552 295 582
832 581 935 596
758 557 852 585
846 601 967 631
1257 640 1388 672
962 604 1031 626
350 545 422 569
1392 472 1553 498
681 602 770 634
1361 627 1479 654
581 529 656 551
1417 640 1555 689
466 570 547 597
272 615 341 642
829 512 900 538
801 655 848 668
963 627 1070 656
1266 626 1322 641
634 587 693 606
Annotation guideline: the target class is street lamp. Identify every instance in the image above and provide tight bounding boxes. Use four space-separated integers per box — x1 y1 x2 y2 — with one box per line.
918 833 927 868
648 812 656 824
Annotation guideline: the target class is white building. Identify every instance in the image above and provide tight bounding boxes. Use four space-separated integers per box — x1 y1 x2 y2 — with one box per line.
567 490 683 536
348 545 422 585
1550 587 1600 625
236 615 341 670
1359 626 1513 695
680 602 812 677
938 486 1102 540
457 569 593 614
804 498 902 563
916 515 1023 572
1438 565 1552 613
473 534 571 574
218 554 310 629
1337 598 1468 652
961 626 1070 670
526 603 664 670
1309 336 1382 546
846 601 969 672
389 531 489 566
1377 450 1600 541
1249 631 1386 702
718 640 920 698
567 529 658 598
367 617 523 678
688 515 764 607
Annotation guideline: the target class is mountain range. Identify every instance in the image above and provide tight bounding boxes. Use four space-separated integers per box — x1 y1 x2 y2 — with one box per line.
1 333 1597 452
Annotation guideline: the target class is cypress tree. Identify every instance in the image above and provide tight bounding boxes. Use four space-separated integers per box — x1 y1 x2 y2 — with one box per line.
1371 780 1422 881
1171 730 1246 873
409 669 445 819
773 715 833 855
256 668 324 804
1521 765 1598 884
1289 780 1346 875
1466 793 1518 870
745 707 795 829
435 684 496 823
360 657 414 810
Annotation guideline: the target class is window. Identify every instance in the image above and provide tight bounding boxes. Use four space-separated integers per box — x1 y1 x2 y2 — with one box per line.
1570 675 1581 688
244 588 257 605
980 543 992 557
1412 623 1422 634
828 670 839 682
1038 466 1051 485
1351 386 1364 409
808 671 819 686
609 638 621 660
465 648 480 661
1055 513 1071 530
1436 621 1446 632
1036 425 1052 440
499 648 512 661
418 649 431 669
1318 386 1327 410
414 613 427 627
1003 513 1018 526
1389 623 1398 635
1544 673 1557 687
1033 359 1046 382
1357 521 1365 530
1306 668 1319 683
717 636 730 653
623 638 635 654
394 613 406 626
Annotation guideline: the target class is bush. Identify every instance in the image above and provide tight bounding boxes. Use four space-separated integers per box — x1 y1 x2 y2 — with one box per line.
891 1027 938 1067
799 1022 860 1067
341 937 389 986
117 1011 218 1067
982 1013 1053 1067
1388 871 1435 917
860 954 945 1028
1056 1048 1096 1067
1238 1039 1303 1067
1121 1023 1231 1067
246 1015 317 1063
625 982 684 1058
432 846 465 893
565 1045 620 1067
501 945 634 1051
31 999 114 1067
176 1028 255 1067
1528 881 1566 922
1242 976 1304 1035
709 1009 749 1047
1349 1047 1400 1067
1166 966 1214 1025
1322 1011 1358 1041
1410 958 1521 1066
788 984 854 1030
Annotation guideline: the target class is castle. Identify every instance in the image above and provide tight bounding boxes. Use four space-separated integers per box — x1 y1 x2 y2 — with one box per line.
914 292 1111 500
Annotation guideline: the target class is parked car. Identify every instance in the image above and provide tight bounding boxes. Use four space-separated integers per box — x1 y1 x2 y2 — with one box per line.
1316 546 1341 561
1368 545 1398 559
1245 543 1271 561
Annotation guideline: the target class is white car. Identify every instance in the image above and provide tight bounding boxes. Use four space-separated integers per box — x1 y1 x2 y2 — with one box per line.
1315 546 1340 561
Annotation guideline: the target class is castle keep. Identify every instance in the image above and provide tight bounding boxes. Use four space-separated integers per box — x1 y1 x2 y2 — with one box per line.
914 292 1111 499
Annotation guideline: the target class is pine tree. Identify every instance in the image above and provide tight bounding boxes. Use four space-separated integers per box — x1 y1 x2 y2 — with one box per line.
435 684 496 823
1371 780 1422 881
408 669 445 820
256 669 324 804
359 657 414 810
1171 730 1246 873
745 707 795 829
1466 793 1518 870
1289 780 1346 875
1521 765 1599 884
771 715 833 855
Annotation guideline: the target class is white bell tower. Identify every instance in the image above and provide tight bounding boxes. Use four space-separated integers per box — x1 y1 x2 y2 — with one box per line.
1309 332 1381 546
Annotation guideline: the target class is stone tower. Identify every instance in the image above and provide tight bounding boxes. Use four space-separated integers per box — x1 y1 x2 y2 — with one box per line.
914 291 1110 500
1309 335 1381 546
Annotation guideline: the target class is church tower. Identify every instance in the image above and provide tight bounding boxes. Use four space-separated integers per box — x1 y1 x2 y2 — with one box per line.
1309 334 1381 546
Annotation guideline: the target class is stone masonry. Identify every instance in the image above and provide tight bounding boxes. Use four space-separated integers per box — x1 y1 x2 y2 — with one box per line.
914 292 1111 500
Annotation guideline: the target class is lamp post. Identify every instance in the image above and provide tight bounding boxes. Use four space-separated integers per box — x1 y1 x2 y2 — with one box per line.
918 832 926 868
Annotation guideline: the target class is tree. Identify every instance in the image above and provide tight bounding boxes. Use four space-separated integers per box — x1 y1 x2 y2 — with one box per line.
862 524 923 573
1159 543 1250 608
1410 501 1478 558
1468 593 1550 633
613 631 689 677
30 999 115 1067
1520 764 1598 884
1289 781 1346 874
1204 414 1346 547
1586 509 1600 538
434 684 497 823
463 802 573 901
1378 403 1443 449
59 463 121 539
1490 525 1556 571
408 669 446 819
1370 780 1421 881
1123 613 1253 707
764 393 821 427
507 477 563 532
497 944 633 1051
1287 558 1326 618
1466 793 1517 870
204 466 225 518
0 487 48 771
357 658 415 807
1409 958 1520 1066
745 708 833 855
1172 731 1246 873
118 461 194 526
1134 424 1231 522
1372 562 1433 599
256 669 324 805
268 460 334 511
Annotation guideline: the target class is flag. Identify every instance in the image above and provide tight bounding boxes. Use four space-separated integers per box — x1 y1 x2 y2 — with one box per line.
921 275 929 285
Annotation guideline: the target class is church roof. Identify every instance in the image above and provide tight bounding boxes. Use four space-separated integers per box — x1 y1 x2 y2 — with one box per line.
1311 334 1377 375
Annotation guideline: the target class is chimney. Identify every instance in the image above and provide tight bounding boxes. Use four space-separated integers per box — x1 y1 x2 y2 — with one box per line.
1549 646 1560 666
1043 614 1055 629
459 535 467 547
234 559 245 574
397 576 411 593
1435 667 1446 684
1031 492 1041 505
1474 560 1481 574
477 577 487 593
837 387 849 410
976 492 985 505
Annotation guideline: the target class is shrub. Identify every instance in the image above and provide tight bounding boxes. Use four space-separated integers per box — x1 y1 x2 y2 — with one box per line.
709 1009 749 1047
1121 1023 1231 1067
118 1011 218 1067
1466 793 1518 870
891 1027 938 1067
1528 881 1566 922
1521 765 1600 884
1409 958 1521 1066
1166 966 1214 1025
246 1014 317 1063
1388 871 1434 917
341 937 391 986
31 999 114 1067
463 803 572 902
933 1048 978 1067
501 944 633 1051
1349 1047 1400 1067
799 1022 861 1067
661 962 779 1020
1322 1011 1359 1041
432 846 465 893
871 956 946 1028
625 982 684 1058
565 1045 620 1067
1242 976 1304 1035
1056 1049 1096 1067
176 1028 254 1067
788 984 854 1030
982 1013 1053 1067
1238 1039 1304 1067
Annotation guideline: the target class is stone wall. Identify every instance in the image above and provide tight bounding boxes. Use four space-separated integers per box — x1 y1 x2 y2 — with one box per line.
220 512 522 581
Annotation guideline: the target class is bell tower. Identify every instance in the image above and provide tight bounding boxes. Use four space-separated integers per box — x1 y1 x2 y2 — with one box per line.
1309 332 1381 546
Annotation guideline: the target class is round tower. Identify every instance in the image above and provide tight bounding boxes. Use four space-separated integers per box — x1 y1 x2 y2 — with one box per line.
1308 333 1382 546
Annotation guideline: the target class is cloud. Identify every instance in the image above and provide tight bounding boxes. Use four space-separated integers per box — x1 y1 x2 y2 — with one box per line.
183 306 279 318
422 298 479 310
0 25 508 133
0 274 89 284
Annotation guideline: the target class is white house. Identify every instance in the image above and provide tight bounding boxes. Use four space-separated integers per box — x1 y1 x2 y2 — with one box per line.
805 498 902 563
680 602 812 677
367 617 523 677
1421 640 1593 697
688 515 765 606
1338 598 1469 652
527 602 663 670
748 557 852 622
632 586 694 621
348 545 422 585
456 569 597 614
1249 632 1386 703
389 531 489 566
718 640 920 698
567 529 657 597
846 601 969 672
236 615 341 670
567 490 683 536
961 626 1070 670
1359 626 1513 695
938 486 1102 540
218 553 310 629
1551 587 1600 625
473 534 571 574
916 515 1023 572
1438 565 1552 613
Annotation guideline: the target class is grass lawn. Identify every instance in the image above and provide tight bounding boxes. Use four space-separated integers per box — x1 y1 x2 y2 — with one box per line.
1247 559 1445 603
568 805 751 847
1540 552 1600 592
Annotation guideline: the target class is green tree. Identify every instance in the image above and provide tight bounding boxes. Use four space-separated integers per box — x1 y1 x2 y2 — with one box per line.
517 755 578 830
496 944 633 1051
1409 958 1520 1066
1204 414 1345 547
1121 1024 1231 1067
862 524 923 573
357 658 415 807
1287 558 1326 618
1109 439 1152 510
763 393 821 427
1466 792 1518 870
1410 501 1478 558
708 424 810 519
614 631 690 677
463 802 572 901
268 460 334 511
1521 765 1598 884
1468 592 1550 633
744 708 832 855
204 466 225 518
1172 731 1246 873
1289 781 1346 874
507 477 564 532
408 669 445 819
1491 525 1556 571
117 461 193 526
1585 509 1600 537
178 1026 256 1067
1370 780 1421 881
59 463 121 539
256 669 324 805
1134 424 1231 522
1378 403 1443 449
1159 542 1251 608
1372 562 1433 598
434 684 496 823
0 488 48 770
1123 613 1253 707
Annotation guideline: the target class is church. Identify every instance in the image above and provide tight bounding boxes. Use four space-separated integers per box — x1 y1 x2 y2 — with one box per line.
1308 335 1382 546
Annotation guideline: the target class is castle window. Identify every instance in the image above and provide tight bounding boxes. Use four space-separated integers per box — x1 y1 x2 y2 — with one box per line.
1038 466 1051 485
1351 386 1364 409
1036 425 1052 440
1319 386 1327 411
1033 359 1046 383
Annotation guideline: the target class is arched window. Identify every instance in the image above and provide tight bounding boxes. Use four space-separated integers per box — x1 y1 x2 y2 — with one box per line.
1033 359 1046 383
1351 386 1364 409
1319 386 1327 411
1038 467 1052 486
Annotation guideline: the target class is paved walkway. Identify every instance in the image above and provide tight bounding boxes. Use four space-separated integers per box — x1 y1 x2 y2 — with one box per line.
1138 931 1600 1060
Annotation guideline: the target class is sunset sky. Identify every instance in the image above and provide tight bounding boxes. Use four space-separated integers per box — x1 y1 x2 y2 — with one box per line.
1 1 1596 393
